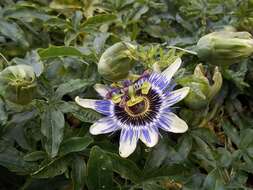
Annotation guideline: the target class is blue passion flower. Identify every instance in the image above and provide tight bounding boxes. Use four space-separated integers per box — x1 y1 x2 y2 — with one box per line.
75 58 189 157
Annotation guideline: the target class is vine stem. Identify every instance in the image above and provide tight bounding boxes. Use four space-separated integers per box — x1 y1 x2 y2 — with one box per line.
0 52 10 67
166 45 198 55
199 103 219 127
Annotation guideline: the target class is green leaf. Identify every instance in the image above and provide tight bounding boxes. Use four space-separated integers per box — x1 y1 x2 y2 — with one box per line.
71 156 86 190
106 152 142 183
5 125 31 150
216 148 232 168
82 14 117 28
177 134 192 161
4 6 53 22
93 33 110 54
0 146 36 174
24 151 47 162
58 101 78 113
203 169 225 190
8 110 37 125
41 106 65 158
49 0 82 9
224 61 249 90
58 101 102 123
0 98 7 125
143 182 165 190
144 139 171 172
55 79 93 99
0 19 29 47
239 129 253 149
145 136 191 172
59 136 93 156
38 46 83 59
131 5 149 21
222 121 240 147
72 108 102 123
143 164 191 182
183 174 205 189
31 156 70 178
190 128 218 144
192 136 216 169
87 146 113 190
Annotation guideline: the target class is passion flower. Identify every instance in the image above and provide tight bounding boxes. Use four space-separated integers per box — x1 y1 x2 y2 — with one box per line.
76 58 189 157
98 42 137 81
0 64 37 105
196 31 253 66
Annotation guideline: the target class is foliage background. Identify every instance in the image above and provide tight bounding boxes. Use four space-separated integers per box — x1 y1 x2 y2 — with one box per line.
0 0 253 189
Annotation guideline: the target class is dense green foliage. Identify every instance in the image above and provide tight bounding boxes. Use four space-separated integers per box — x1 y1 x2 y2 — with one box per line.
0 0 253 189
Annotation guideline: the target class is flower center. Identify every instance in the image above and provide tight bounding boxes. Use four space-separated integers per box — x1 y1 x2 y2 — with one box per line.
125 96 150 117
114 88 162 126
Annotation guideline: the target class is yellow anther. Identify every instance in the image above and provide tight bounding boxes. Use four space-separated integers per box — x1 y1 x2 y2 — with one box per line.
111 82 123 88
127 96 144 107
112 94 123 104
126 85 144 107
141 81 151 95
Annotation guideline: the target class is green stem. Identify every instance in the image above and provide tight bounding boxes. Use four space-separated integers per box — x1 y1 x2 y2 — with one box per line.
199 103 219 127
167 45 198 55
0 52 10 68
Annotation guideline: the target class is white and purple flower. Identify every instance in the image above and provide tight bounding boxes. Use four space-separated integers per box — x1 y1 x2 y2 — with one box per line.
75 58 190 158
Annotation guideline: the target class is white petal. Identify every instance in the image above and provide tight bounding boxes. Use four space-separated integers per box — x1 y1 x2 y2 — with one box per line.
90 117 118 135
166 87 190 106
140 127 159 147
75 96 96 109
162 57 182 81
119 129 138 158
75 96 113 116
166 113 188 133
94 84 109 98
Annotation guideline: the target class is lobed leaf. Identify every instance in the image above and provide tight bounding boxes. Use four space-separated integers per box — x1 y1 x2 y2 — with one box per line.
41 106 65 158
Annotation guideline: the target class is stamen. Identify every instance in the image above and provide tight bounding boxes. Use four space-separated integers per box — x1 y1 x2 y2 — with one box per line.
127 96 144 107
114 89 162 126
119 95 127 108
125 96 150 117
141 81 151 95
127 85 144 107
112 94 123 104
111 82 123 88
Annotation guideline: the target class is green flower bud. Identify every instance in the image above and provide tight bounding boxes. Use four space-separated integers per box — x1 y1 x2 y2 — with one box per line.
98 42 137 81
179 76 209 110
0 65 37 105
196 31 253 66
178 64 222 110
